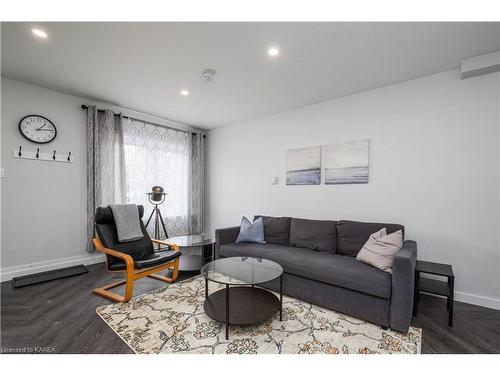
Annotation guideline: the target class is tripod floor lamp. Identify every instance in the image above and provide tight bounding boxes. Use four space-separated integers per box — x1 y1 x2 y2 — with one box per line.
145 186 169 248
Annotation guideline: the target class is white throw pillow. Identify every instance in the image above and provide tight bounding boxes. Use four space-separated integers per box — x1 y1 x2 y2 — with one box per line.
356 228 403 273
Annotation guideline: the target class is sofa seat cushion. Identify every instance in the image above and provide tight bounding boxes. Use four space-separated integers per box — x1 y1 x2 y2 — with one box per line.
289 218 337 253
219 242 276 259
337 220 405 257
219 243 391 299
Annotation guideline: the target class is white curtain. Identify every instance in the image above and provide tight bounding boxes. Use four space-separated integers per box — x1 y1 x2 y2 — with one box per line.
86 107 126 252
122 118 191 237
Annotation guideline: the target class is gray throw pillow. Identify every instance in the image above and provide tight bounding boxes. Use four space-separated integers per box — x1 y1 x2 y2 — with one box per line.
236 216 265 243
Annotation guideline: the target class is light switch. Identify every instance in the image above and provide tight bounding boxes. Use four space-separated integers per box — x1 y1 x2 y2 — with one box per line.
271 176 278 185
0 168 4 178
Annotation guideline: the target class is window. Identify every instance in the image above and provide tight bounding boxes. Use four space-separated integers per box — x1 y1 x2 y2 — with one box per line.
123 118 190 237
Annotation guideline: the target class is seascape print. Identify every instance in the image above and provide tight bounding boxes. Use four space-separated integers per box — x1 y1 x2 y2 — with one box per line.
286 146 321 185
324 140 369 184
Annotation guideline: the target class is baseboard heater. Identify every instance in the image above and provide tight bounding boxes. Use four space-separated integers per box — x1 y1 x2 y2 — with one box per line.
11 264 89 288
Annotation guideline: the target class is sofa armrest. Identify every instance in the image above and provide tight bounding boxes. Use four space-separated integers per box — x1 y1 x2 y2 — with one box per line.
390 240 417 333
215 226 240 258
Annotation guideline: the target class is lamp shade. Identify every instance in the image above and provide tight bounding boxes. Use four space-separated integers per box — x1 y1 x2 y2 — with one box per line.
151 186 164 202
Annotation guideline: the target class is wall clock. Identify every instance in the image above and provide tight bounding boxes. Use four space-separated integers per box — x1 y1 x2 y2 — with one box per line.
18 115 57 144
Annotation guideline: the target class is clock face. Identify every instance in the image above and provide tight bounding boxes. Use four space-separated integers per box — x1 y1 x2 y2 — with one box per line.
19 115 57 144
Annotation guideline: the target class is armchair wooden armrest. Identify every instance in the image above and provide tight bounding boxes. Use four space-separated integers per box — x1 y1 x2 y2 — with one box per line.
93 238 134 270
151 238 180 252
92 237 180 303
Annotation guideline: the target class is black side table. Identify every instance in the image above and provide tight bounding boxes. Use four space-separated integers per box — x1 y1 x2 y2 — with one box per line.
160 234 215 271
413 260 455 326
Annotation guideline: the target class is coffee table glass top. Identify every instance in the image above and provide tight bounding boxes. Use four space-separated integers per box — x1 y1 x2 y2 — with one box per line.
201 257 283 286
162 234 213 247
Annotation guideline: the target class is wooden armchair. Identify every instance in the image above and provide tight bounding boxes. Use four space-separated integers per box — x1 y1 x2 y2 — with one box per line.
93 205 181 303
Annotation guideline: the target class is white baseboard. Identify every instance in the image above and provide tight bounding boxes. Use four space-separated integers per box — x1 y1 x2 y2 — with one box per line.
420 290 500 310
0 253 105 282
454 291 500 310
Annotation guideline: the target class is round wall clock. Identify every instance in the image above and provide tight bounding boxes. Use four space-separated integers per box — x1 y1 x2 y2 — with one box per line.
18 115 57 144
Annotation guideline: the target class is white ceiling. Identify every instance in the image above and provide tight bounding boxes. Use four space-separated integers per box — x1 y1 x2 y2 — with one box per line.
2 22 499 129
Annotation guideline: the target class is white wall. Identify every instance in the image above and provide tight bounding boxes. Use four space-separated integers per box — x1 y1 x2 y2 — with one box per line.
0 78 102 280
0 78 196 281
207 69 500 309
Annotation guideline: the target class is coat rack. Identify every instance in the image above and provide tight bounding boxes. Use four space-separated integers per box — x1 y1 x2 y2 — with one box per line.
13 146 73 163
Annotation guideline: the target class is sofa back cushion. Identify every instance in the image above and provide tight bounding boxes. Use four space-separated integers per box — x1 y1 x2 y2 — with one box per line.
337 220 404 257
254 215 292 246
289 218 337 253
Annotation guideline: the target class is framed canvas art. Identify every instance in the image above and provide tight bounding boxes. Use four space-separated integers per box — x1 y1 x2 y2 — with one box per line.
286 146 321 185
324 140 369 184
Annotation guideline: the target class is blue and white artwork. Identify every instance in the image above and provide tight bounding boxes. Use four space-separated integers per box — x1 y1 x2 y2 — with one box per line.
324 140 369 184
286 146 321 185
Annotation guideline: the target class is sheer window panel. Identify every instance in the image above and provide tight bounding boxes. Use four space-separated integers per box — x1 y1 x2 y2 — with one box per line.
123 118 190 237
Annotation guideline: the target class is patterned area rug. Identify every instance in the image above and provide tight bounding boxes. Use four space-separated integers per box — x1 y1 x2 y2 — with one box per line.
96 275 421 354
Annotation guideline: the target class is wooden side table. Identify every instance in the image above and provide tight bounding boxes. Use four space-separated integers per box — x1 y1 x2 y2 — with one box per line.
413 260 455 327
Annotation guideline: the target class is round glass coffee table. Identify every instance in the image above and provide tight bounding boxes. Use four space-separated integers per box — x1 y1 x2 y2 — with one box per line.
200 257 284 340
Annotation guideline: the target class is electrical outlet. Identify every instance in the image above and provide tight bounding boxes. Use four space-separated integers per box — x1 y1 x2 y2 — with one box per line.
0 168 4 178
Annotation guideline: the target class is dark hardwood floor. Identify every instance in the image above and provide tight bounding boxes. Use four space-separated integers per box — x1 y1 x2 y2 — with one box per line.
1 263 499 354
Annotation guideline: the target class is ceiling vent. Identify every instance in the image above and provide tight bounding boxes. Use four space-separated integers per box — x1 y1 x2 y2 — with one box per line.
201 69 216 81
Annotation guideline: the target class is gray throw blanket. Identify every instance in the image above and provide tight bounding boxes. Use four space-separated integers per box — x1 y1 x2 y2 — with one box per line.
109 204 144 242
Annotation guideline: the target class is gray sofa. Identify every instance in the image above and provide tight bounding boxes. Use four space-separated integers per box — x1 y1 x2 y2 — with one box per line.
215 216 417 333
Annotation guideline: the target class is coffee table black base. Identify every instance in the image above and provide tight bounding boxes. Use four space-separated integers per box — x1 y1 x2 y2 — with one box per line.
204 286 281 340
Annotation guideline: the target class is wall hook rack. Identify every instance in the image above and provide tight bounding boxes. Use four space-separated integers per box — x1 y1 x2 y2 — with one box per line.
13 147 74 163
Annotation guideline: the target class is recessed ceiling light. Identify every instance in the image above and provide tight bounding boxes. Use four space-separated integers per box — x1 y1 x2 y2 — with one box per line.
268 47 280 57
31 28 48 39
180 89 189 96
